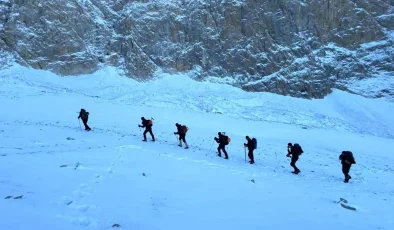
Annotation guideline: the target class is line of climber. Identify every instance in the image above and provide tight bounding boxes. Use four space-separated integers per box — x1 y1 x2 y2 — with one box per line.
78 109 356 183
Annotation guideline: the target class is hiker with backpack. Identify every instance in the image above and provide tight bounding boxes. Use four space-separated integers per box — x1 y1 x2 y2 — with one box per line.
214 132 230 159
138 117 155 142
77 108 91 131
286 143 303 174
339 151 356 183
244 136 256 164
174 123 189 149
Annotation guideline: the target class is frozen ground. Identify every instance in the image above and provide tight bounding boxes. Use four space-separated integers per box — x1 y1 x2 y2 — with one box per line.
0 65 394 230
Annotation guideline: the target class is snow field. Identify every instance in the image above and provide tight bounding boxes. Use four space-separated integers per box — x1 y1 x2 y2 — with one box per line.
1 65 394 230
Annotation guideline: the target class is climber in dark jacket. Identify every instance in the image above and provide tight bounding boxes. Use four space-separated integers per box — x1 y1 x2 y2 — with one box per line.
174 123 189 149
339 151 356 183
138 117 155 142
286 143 303 174
214 132 228 159
78 108 91 131
244 136 255 164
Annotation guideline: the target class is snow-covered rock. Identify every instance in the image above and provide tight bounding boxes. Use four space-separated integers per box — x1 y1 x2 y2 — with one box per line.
0 0 393 99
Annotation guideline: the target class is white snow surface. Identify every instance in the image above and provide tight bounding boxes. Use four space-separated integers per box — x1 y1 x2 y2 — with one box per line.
1 65 394 230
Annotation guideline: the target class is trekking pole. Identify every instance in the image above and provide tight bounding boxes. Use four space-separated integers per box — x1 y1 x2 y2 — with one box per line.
175 134 178 143
244 146 246 163
210 139 215 152
78 118 82 131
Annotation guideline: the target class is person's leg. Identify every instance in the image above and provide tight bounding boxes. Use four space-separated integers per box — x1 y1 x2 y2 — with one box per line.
290 156 300 172
181 135 188 148
249 149 254 164
148 129 155 141
82 119 90 130
222 145 228 159
143 129 148 140
343 164 351 182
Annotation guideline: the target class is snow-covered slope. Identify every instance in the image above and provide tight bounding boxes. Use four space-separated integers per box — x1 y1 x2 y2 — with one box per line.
1 66 394 230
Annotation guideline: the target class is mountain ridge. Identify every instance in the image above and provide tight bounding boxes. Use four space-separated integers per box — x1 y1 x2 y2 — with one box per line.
0 0 393 99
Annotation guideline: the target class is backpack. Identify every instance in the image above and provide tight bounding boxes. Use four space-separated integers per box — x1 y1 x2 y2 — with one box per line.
251 138 257 149
294 143 303 155
181 125 188 133
341 151 355 163
148 120 153 126
224 135 231 145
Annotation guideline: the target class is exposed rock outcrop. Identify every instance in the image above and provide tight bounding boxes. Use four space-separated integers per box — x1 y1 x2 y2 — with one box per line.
1 0 393 99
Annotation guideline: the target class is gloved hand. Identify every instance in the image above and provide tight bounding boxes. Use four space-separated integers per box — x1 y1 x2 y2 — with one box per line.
174 132 176 134
138 125 141 128
244 143 247 147
286 154 290 157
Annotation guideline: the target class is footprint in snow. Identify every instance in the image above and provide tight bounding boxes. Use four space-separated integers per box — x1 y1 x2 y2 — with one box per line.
60 196 73 206
94 175 102 184
72 204 92 213
71 216 91 227
73 189 89 198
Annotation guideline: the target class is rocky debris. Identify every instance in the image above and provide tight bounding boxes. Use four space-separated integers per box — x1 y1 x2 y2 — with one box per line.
0 0 393 99
335 197 357 211
5 195 23 199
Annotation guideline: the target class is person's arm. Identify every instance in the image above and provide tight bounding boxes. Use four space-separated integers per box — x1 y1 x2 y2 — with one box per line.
286 147 291 156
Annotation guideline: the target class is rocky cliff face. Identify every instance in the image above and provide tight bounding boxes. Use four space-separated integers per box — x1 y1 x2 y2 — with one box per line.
1 0 393 99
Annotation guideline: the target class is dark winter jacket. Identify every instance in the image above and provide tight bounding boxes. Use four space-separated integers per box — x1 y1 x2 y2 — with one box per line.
245 139 254 151
175 124 186 135
339 151 356 165
78 109 89 120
